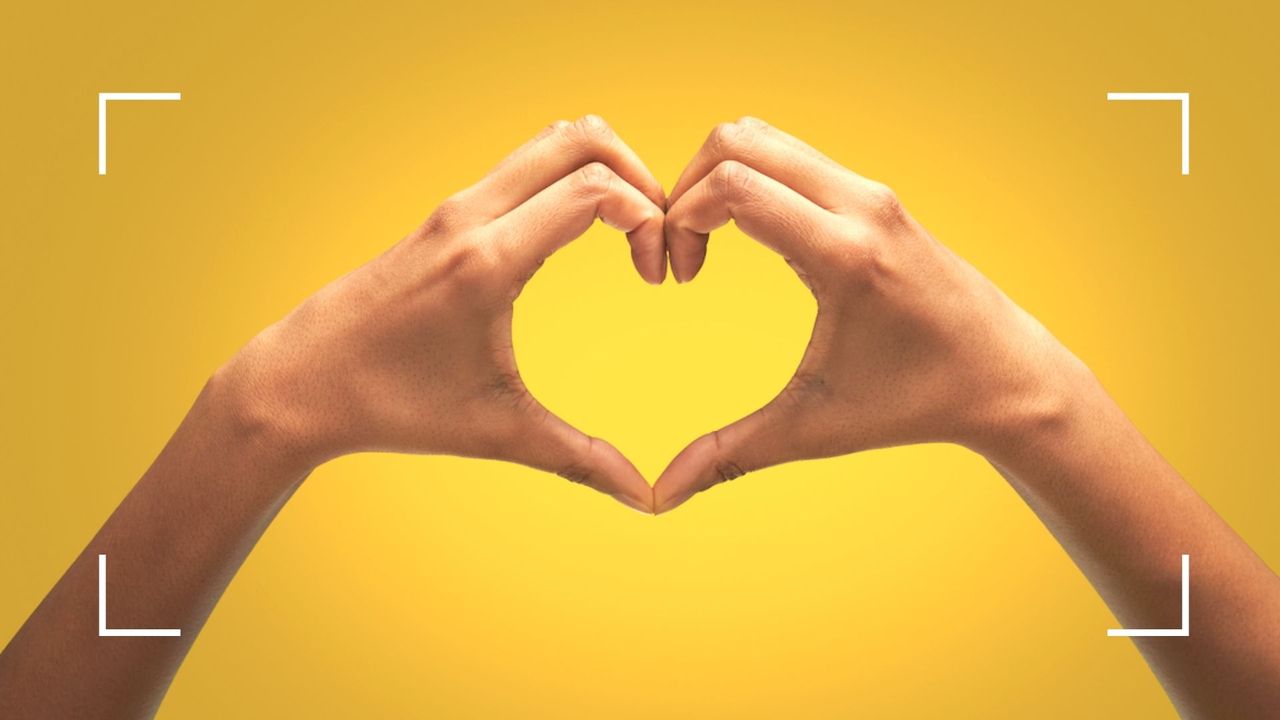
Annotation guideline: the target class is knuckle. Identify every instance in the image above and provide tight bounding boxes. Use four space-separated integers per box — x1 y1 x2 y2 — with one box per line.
572 114 615 146
453 239 503 289
711 159 753 200
578 113 609 131
538 119 573 141
831 231 890 288
709 118 766 159
556 434 600 487
863 181 905 224
713 459 746 485
575 161 615 196
422 195 467 236
691 430 746 487
707 121 742 155
432 241 497 300
556 464 593 486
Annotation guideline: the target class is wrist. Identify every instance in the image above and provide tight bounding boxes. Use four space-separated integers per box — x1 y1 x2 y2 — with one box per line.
203 352 330 477
961 332 1105 467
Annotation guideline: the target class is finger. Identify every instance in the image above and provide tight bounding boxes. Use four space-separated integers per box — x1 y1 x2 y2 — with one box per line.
651 401 800 514
495 161 666 284
513 403 654 513
668 117 857 210
458 115 666 218
664 159 836 282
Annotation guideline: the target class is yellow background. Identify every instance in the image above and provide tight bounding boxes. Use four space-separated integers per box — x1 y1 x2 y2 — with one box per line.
2 1 1277 717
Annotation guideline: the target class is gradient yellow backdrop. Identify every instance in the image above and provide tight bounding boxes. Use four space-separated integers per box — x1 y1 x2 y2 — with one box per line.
2 1 1277 717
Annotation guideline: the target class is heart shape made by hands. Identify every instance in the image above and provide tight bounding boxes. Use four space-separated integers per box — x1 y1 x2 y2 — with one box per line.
488 115 1034 516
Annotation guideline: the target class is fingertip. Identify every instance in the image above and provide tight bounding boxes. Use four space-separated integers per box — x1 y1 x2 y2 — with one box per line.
650 441 708 514
634 245 667 285
651 250 669 285
687 261 705 282
631 249 665 285
623 206 668 286
663 219 708 284
653 470 705 514
589 437 654 513
652 476 695 514
611 492 656 514
654 491 694 515
670 254 705 284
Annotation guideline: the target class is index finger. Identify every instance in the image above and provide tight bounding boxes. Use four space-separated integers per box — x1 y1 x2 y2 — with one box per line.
457 115 666 218
493 162 666 284
668 117 858 210
664 159 836 282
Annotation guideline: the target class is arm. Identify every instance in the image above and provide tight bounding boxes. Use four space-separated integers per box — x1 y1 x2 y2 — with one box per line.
987 362 1280 717
653 117 1280 719
0 115 661 720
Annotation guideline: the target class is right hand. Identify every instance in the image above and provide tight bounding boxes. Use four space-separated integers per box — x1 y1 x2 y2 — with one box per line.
654 117 1090 513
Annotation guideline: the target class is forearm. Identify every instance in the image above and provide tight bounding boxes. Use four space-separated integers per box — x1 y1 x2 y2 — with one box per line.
655 120 1280 715
0 371 311 720
982 361 1280 718
1 118 664 718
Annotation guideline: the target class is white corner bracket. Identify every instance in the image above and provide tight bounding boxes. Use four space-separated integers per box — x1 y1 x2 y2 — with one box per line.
97 92 182 175
98 554 181 637
1107 553 1190 637
1106 92 1190 175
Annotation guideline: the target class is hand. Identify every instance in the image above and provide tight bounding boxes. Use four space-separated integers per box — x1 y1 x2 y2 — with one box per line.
217 115 664 511
653 117 1087 512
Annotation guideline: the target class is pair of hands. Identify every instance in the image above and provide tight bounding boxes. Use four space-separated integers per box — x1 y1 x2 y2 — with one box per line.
7 114 1277 720
218 115 1080 513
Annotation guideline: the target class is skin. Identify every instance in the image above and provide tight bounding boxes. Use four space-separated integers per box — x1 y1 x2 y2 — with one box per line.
1 115 1277 718
656 117 1280 719
0 115 661 719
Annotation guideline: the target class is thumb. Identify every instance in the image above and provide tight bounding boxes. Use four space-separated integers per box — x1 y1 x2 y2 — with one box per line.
652 403 797 514
508 401 653 513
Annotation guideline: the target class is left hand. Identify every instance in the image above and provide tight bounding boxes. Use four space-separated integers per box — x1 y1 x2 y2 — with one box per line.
216 115 664 512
